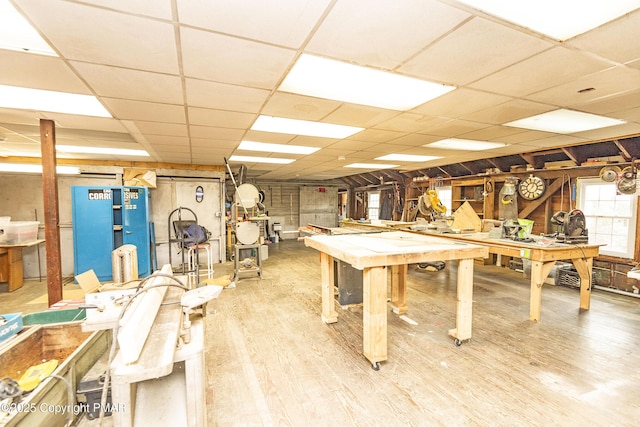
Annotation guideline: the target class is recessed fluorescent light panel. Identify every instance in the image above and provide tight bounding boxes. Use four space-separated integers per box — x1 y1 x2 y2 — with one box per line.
0 0 57 56
424 138 507 151
376 154 442 162
279 54 456 110
504 109 626 134
251 115 363 139
0 85 112 117
238 140 320 155
456 0 640 41
56 145 149 156
345 163 398 169
0 163 79 174
229 155 294 164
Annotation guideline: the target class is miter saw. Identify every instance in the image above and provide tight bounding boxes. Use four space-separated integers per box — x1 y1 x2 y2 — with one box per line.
550 209 589 244
420 189 453 233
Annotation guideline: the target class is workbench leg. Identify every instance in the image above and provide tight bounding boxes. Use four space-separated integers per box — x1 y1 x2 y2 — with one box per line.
573 257 593 311
320 252 338 324
529 260 556 322
6 247 24 292
390 264 408 315
363 266 387 368
449 258 474 343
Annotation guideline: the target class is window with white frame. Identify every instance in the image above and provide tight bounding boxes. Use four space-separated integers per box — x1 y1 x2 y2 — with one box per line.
576 178 637 258
436 186 452 215
368 192 380 220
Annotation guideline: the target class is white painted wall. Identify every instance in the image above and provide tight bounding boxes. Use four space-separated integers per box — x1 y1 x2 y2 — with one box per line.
0 170 224 280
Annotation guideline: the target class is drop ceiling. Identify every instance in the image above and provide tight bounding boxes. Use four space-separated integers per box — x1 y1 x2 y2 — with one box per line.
1 0 640 180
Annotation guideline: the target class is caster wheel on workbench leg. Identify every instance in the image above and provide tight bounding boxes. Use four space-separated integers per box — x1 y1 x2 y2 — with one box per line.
454 339 462 347
371 362 380 371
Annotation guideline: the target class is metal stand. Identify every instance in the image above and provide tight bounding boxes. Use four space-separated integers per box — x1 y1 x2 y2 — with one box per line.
168 207 201 287
234 243 262 280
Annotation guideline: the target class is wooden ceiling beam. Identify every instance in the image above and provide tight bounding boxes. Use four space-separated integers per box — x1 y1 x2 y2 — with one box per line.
562 146 583 165
615 137 640 160
520 153 545 170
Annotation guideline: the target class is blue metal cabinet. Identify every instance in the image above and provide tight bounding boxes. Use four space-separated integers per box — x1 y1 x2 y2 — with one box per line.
72 186 151 281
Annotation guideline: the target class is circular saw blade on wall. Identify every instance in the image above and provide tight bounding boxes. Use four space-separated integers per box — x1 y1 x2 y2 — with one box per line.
617 177 637 194
599 165 621 182
617 166 637 194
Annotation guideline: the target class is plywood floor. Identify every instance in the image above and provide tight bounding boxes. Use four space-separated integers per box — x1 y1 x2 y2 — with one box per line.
2 239 640 426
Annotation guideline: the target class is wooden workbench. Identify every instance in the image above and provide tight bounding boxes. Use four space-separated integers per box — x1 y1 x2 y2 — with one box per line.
304 231 488 369
0 239 45 291
428 232 601 322
340 220 601 322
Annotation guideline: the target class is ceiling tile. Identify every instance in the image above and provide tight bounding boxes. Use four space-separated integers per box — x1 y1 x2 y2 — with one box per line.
459 125 527 141
241 130 296 144
323 104 400 128
513 135 590 150
181 27 295 89
469 46 614 97
307 0 470 69
568 10 640 64
463 99 554 125
191 138 238 150
144 135 189 145
71 62 183 103
576 89 640 116
189 126 243 140
0 109 46 126
346 128 405 143
185 79 269 112
569 122 640 139
374 113 447 133
134 121 188 137
418 119 491 137
101 98 186 123
412 88 512 119
176 0 331 48
40 114 128 133
325 140 380 151
74 0 173 20
262 93 341 121
528 66 640 107
0 50 90 93
187 108 255 128
493 130 559 144
399 17 553 85
15 0 179 73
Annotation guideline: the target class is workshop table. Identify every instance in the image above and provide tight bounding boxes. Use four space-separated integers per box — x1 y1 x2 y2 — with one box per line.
340 221 602 322
0 239 45 291
429 232 601 322
304 231 488 369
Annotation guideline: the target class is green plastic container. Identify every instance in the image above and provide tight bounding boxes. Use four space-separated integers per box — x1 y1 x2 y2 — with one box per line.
22 308 86 326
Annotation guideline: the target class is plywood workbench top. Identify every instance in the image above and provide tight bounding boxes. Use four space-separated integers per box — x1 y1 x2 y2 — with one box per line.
304 230 488 269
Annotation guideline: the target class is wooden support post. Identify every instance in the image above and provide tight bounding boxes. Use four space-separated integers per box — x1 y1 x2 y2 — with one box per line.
529 260 556 322
40 119 63 306
449 258 474 342
390 264 408 315
573 257 593 311
362 266 387 365
320 252 338 324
